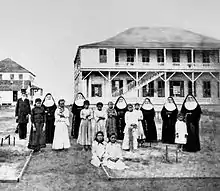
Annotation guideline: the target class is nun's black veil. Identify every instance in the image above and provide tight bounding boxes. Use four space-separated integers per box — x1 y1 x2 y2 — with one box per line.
181 94 201 112
73 92 86 105
42 93 56 106
114 96 128 109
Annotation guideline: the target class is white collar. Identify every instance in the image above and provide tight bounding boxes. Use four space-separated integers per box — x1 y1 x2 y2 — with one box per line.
184 101 197 110
142 103 153 110
164 103 176 111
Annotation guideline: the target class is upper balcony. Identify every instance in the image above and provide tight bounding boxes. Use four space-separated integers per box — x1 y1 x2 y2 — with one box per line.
79 48 220 71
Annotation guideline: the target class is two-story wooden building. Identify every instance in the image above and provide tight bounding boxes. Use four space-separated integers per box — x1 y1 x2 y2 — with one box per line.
74 27 220 109
0 58 43 105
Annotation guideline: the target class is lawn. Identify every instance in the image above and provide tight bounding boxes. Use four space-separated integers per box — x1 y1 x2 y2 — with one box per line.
0 106 220 191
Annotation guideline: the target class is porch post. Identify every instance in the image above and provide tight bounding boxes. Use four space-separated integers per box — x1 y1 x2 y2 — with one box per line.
165 72 169 98
164 49 166 63
191 49 194 63
108 71 112 99
136 71 139 97
88 76 91 98
136 49 138 64
192 72 195 96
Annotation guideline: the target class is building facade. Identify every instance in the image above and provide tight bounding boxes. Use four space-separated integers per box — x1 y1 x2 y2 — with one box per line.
74 27 220 109
0 58 43 105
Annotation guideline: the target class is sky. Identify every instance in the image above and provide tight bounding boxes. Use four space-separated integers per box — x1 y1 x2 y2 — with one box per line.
0 0 220 104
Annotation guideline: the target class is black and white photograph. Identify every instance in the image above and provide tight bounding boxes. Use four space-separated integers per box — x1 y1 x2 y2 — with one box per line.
0 0 220 190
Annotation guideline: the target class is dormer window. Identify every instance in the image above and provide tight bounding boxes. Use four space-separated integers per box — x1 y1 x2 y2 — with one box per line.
99 49 107 63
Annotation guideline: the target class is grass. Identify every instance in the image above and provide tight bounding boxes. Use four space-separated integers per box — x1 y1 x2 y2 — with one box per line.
0 107 220 190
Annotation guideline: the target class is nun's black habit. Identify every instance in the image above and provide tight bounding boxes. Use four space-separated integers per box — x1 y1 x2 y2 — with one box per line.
114 96 128 140
161 97 178 144
140 98 157 142
42 93 57 144
71 93 86 139
181 94 202 152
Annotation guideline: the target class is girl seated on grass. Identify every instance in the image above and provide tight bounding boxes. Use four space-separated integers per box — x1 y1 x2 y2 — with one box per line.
104 133 128 170
91 131 107 167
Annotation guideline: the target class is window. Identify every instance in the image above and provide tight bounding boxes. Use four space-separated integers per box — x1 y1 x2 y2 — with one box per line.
157 49 164 63
158 80 165 97
126 49 135 62
0 74 2 80
172 50 180 62
142 49 150 63
127 80 136 91
10 74 14 80
187 50 192 63
217 82 220 98
143 81 154 97
170 81 184 97
99 49 107 63
112 80 123 96
13 91 18 102
202 50 210 63
203 81 211 97
115 49 119 62
188 81 197 96
92 84 102 97
19 74 23 80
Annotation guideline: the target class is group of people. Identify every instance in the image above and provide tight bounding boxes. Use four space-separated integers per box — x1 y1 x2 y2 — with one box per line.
15 89 70 152
72 93 202 155
15 89 202 158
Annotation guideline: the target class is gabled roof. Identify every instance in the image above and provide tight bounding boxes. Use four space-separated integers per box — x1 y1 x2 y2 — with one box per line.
80 27 220 49
0 58 35 76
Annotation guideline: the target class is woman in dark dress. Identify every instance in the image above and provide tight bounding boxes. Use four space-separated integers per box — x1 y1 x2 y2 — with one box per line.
114 96 127 140
141 98 157 142
71 93 86 139
181 94 202 152
42 93 57 144
161 97 178 144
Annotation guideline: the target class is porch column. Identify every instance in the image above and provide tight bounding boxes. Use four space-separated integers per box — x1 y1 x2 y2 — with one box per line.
108 71 112 99
86 78 89 98
136 49 138 64
164 49 166 63
219 72 220 98
88 76 91 98
191 49 194 63
136 71 139 97
192 72 195 96
165 72 169 98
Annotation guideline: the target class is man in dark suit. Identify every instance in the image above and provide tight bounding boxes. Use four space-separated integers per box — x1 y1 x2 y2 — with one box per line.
15 89 31 139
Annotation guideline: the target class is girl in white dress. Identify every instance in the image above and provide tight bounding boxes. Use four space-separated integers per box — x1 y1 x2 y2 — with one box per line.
104 133 128 170
122 104 139 151
77 100 93 151
52 99 71 150
91 131 107 167
94 102 107 140
175 113 188 150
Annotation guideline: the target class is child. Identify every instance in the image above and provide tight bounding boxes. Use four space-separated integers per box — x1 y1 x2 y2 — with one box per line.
91 131 106 167
77 100 93 151
28 98 46 152
122 104 139 151
104 133 128 170
175 113 188 151
105 101 117 139
133 103 145 144
52 99 71 150
94 102 107 140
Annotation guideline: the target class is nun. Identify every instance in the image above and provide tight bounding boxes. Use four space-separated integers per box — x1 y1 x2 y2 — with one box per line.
161 97 178 144
71 93 86 139
114 96 128 140
42 93 57 144
181 94 202 152
140 98 157 142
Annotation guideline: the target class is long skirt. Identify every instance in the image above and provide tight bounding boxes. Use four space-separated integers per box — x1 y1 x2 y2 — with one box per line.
122 125 138 150
106 117 117 138
103 159 128 170
19 123 28 139
52 122 70 150
94 119 107 140
45 118 55 144
28 123 46 151
77 119 93 146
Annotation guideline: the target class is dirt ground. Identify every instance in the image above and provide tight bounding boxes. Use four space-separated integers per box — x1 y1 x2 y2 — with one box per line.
0 106 220 191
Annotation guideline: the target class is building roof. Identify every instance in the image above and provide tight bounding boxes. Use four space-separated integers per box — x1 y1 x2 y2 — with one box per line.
80 27 220 49
0 58 35 76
